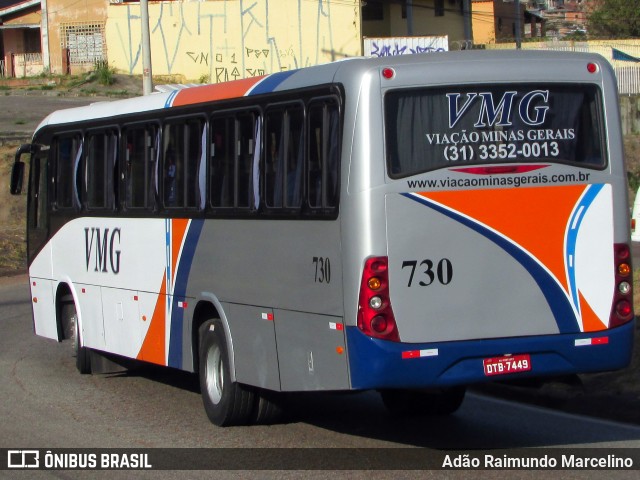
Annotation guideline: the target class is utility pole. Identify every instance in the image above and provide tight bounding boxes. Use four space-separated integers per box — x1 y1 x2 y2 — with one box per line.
140 0 153 95
462 0 472 48
406 0 413 36
515 0 522 49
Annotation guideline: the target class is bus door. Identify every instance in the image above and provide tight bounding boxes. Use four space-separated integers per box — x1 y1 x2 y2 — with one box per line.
15 145 59 340
26 148 50 264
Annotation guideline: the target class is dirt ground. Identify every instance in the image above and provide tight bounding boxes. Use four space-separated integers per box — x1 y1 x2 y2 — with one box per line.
1 73 640 426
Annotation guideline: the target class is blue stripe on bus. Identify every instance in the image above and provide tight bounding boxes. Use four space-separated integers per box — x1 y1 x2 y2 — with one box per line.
168 219 205 369
565 184 603 315
346 321 635 390
164 90 179 109
402 192 578 334
247 70 299 96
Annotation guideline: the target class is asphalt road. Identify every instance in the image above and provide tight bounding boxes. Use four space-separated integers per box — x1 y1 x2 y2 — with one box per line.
1 277 640 479
1 93 113 142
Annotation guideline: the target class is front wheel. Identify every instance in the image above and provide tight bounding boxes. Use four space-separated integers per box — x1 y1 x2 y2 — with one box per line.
199 319 255 426
380 386 466 417
61 301 91 374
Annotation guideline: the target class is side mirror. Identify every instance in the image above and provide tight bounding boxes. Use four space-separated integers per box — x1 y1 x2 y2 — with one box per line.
11 143 40 195
10 161 25 195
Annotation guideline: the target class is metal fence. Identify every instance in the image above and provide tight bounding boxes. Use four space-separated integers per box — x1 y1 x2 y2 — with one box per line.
615 66 640 95
487 40 640 95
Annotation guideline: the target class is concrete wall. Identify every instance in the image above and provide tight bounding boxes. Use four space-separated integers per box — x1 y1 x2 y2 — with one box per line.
106 0 361 82
620 96 640 136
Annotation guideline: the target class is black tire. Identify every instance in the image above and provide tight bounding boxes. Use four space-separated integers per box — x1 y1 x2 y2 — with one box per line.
199 319 255 426
380 386 466 417
253 388 284 425
61 301 91 374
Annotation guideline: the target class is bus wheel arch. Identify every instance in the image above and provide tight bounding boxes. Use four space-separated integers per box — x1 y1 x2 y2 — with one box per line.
55 283 91 374
198 318 255 426
191 299 237 376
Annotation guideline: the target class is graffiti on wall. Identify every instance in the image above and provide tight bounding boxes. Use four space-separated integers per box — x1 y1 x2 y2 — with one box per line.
108 0 360 81
364 36 448 57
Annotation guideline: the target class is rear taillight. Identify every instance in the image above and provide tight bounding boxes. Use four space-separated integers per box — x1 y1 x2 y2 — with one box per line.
357 256 400 341
610 243 634 327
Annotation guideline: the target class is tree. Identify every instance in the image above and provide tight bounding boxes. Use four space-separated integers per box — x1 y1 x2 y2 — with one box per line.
588 0 640 38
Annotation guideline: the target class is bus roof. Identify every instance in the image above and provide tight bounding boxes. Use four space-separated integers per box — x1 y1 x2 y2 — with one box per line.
33 49 610 136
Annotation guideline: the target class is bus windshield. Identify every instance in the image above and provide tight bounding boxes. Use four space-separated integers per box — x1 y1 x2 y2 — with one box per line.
385 84 605 178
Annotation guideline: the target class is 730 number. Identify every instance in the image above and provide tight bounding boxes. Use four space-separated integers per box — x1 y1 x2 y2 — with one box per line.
313 257 331 284
402 258 453 287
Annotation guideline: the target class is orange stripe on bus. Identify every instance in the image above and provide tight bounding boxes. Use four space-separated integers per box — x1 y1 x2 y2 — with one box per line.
171 76 265 107
579 290 607 332
137 274 167 365
418 185 586 293
171 219 189 281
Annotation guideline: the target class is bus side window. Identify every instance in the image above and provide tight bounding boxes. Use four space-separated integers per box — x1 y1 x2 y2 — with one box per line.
236 112 258 209
210 116 234 208
162 118 204 210
265 104 304 210
86 129 117 210
124 125 157 210
210 111 260 211
308 99 340 210
54 134 82 209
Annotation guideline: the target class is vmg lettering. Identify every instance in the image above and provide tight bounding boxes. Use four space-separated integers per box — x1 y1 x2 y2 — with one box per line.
447 89 550 128
84 227 121 274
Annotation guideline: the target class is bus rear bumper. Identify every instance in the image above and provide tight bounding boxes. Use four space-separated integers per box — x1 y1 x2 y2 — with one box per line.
345 319 635 390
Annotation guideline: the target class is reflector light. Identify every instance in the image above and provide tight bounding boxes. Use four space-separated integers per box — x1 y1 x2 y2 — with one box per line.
619 282 631 295
587 63 598 74
382 67 395 79
371 315 388 333
369 296 383 309
618 263 631 276
616 300 632 318
575 337 609 346
368 277 382 290
616 244 630 260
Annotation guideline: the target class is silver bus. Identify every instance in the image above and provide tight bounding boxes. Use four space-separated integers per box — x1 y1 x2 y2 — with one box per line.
11 50 635 426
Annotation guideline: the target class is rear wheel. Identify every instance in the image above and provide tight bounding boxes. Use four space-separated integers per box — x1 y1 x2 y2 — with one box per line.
199 319 255 426
61 300 91 374
253 388 284 425
380 386 466 417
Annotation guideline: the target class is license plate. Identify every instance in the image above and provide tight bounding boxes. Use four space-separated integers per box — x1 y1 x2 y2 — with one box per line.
483 354 531 376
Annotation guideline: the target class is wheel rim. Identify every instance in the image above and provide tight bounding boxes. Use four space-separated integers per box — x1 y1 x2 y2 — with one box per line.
205 344 224 405
70 313 79 355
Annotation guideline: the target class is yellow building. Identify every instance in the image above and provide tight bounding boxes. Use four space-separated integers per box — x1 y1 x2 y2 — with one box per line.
106 0 362 82
2 0 474 80
471 0 495 44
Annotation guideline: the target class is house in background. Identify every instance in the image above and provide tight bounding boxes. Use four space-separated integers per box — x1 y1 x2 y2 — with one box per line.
0 0 44 76
362 0 472 49
471 0 545 44
1 0 107 76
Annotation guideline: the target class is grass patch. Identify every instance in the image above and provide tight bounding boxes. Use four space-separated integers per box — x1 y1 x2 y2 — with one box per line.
94 60 116 86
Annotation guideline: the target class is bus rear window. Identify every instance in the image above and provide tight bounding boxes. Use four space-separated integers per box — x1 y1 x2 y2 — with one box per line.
385 84 605 178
